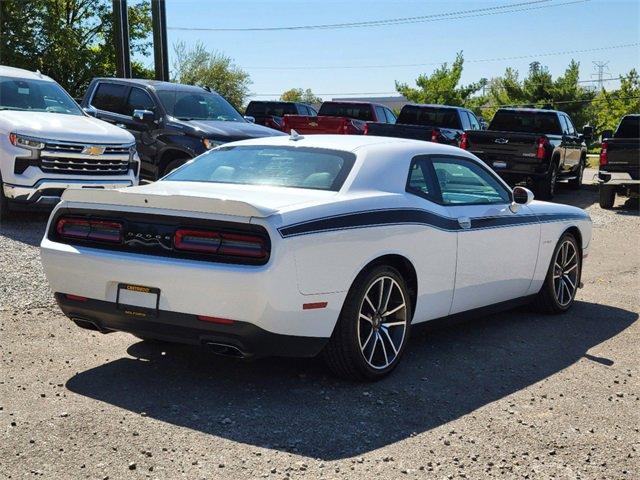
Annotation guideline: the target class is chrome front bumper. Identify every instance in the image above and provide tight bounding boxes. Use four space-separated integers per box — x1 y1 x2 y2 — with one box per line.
3 179 134 205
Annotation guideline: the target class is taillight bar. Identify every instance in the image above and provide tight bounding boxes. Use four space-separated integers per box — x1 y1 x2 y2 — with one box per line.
536 136 549 159
458 132 469 150
174 228 267 259
56 217 123 243
431 128 441 143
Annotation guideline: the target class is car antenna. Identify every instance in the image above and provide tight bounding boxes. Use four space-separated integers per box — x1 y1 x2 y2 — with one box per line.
289 129 304 141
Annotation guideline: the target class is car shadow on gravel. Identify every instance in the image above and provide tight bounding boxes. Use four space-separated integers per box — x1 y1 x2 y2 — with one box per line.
65 300 637 460
0 211 50 247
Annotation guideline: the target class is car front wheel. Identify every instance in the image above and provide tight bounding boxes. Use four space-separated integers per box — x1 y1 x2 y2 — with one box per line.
323 265 412 381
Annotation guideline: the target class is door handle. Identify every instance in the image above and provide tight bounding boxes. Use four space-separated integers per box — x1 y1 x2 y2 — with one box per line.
458 217 471 229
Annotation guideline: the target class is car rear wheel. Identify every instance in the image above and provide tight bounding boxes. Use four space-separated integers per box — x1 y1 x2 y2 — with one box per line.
568 159 584 189
323 265 412 381
162 158 189 178
535 161 558 200
599 186 616 209
533 233 581 314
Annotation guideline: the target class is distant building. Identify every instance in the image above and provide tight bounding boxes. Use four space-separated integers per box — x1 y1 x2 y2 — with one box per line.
331 95 408 111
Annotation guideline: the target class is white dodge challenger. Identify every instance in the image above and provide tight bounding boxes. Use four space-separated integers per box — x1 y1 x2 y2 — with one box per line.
41 134 592 380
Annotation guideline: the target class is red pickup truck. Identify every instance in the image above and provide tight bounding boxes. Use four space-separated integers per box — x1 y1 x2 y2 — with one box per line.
282 101 397 135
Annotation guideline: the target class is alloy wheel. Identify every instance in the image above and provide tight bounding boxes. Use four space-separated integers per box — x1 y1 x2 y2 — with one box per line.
553 240 579 307
357 276 408 370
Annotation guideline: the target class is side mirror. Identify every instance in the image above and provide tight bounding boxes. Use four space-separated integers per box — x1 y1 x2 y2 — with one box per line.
244 115 256 123
582 125 593 140
511 186 534 212
133 109 155 124
601 129 613 141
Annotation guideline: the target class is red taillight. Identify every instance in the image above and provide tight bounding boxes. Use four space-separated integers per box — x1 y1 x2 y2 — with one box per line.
303 302 328 310
65 294 88 302
174 229 221 253
363 123 369 135
599 141 608 166
56 217 123 243
458 132 468 149
431 128 441 143
536 136 549 159
174 229 267 259
197 315 235 325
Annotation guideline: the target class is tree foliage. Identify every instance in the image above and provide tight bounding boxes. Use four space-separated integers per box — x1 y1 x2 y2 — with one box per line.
395 52 486 106
0 0 153 98
589 69 640 133
280 88 322 104
172 41 252 110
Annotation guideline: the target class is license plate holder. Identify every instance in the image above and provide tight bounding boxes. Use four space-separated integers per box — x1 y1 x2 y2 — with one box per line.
117 283 160 318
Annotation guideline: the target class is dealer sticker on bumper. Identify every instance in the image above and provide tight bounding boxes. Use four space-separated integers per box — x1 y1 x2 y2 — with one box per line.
117 284 160 317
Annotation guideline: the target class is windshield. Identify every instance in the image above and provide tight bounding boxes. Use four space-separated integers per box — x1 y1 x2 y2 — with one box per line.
616 116 639 138
318 103 373 121
164 145 355 191
489 110 562 134
398 106 461 128
157 89 244 122
0 76 83 115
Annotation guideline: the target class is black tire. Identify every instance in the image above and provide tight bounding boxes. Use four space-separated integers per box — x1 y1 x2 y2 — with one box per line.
534 160 559 200
567 159 584 189
533 233 581 314
599 186 616 209
162 158 189 177
322 265 413 381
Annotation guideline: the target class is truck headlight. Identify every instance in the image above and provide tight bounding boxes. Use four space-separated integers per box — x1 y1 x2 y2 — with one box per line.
9 133 45 150
202 138 224 150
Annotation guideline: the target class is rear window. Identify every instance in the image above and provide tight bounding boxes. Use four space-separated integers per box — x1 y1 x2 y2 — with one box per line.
91 82 128 115
318 103 373 121
615 116 640 138
398 106 461 129
246 102 298 117
489 110 562 134
164 146 356 191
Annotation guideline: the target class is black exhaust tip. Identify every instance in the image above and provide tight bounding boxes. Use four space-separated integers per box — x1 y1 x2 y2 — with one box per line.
71 317 112 334
205 341 246 358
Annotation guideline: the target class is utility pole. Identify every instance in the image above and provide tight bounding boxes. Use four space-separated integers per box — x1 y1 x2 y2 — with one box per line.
112 0 132 78
151 0 170 82
591 61 610 91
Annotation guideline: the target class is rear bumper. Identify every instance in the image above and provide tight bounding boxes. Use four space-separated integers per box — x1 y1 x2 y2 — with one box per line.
598 171 640 186
3 179 134 206
56 294 328 358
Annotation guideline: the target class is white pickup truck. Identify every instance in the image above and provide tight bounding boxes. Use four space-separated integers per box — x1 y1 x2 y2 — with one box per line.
0 66 139 220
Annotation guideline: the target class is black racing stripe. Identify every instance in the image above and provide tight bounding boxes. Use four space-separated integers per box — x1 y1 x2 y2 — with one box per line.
278 209 588 238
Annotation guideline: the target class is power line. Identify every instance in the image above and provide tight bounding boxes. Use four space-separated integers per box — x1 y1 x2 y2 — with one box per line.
243 42 639 71
168 0 587 32
592 61 611 90
477 95 640 110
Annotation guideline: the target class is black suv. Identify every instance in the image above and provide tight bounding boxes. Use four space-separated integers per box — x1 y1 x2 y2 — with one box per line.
81 79 284 180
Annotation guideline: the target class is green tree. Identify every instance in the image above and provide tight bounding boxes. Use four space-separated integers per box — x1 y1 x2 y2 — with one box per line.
395 52 486 106
172 41 252 110
0 0 153 98
589 69 640 133
280 88 322 104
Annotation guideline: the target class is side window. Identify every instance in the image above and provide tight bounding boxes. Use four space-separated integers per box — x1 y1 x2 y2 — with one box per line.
307 106 318 116
459 111 471 130
384 107 397 124
559 115 570 135
406 157 437 201
91 83 128 115
563 115 576 135
375 106 387 123
432 156 511 205
467 112 481 130
125 87 155 116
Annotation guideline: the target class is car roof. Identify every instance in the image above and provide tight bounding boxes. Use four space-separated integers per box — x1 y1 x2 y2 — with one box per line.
92 77 212 93
497 107 562 114
222 133 472 156
403 103 464 110
0 65 55 82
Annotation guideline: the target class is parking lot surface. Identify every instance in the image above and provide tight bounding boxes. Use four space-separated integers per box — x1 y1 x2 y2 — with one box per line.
1 174 638 479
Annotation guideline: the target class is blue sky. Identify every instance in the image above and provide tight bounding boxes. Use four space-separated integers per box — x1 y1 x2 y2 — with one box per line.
162 0 640 100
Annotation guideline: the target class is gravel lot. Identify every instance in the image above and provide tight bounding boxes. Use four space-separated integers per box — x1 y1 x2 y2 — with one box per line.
1 172 638 479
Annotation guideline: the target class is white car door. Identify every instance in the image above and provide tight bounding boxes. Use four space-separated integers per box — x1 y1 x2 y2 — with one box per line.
429 155 541 314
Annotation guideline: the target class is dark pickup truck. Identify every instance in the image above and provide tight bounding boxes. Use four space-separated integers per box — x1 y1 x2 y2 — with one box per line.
282 101 396 135
245 101 317 132
597 114 640 208
366 104 482 144
81 78 283 180
463 108 591 199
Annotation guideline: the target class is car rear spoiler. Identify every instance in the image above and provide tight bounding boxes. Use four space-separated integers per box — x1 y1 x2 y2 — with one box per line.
61 187 279 218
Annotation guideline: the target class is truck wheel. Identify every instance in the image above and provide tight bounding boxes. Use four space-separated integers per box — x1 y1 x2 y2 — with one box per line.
322 265 412 381
599 186 616 209
568 160 584 190
535 161 558 200
162 158 188 177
